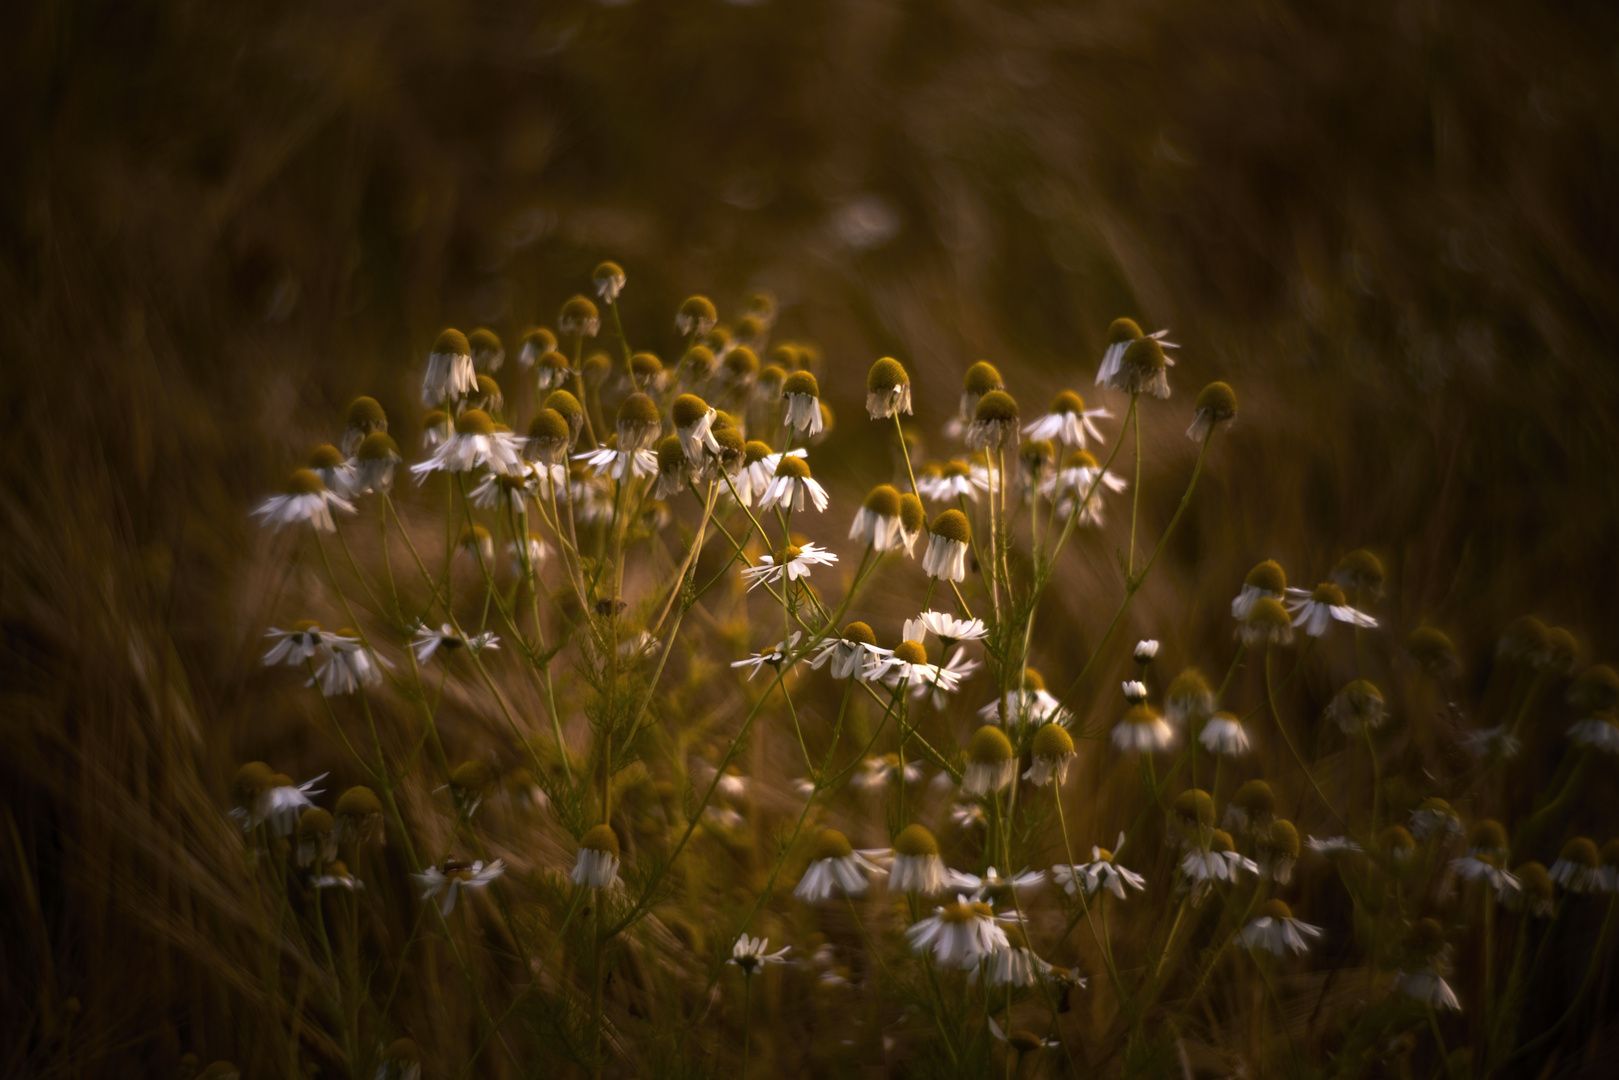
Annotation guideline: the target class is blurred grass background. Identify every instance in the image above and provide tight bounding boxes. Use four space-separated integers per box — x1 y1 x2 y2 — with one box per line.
5 0 1619 1075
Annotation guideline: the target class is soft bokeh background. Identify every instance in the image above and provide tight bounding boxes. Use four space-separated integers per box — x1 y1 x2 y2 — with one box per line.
6 0 1619 1075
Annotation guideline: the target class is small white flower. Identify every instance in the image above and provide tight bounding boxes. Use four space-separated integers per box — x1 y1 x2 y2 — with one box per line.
810 629 893 682
1180 842 1257 886
1133 639 1160 662
950 803 988 830
410 411 524 479
1410 800 1463 842
1197 713 1251 756
795 830 885 902
781 372 824 437
849 502 905 551
310 862 363 891
1461 724 1522 758
236 773 327 835
253 471 356 533
1567 713 1619 754
1450 855 1520 900
1283 584 1378 638
887 826 949 894
906 895 1009 970
1096 322 1177 389
412 859 505 915
411 623 499 665
312 636 390 695
1122 680 1148 704
913 610 988 644
727 933 791 975
946 866 1046 902
506 534 553 575
263 623 330 666
757 456 830 514
1042 451 1128 509
1239 902 1323 956
1024 390 1111 449
852 754 924 791
979 687 1068 729
572 826 622 889
1112 705 1175 752
1548 839 1605 893
1052 835 1147 900
574 445 658 481
422 331 477 405
730 634 803 679
977 926 1053 987
740 543 838 591
922 533 969 583
869 642 963 697
737 448 805 506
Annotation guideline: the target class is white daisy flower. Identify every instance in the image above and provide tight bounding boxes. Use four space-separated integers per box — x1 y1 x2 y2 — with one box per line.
1283 583 1378 638
1134 639 1160 663
740 542 838 591
950 802 988 830
1096 319 1177 389
670 393 722 466
306 445 358 498
412 858 504 915
977 924 1053 987
920 647 980 710
411 623 499 664
913 610 989 644
946 866 1046 903
866 358 912 419
704 806 745 830
1122 680 1148 704
593 260 626 303
1198 712 1252 756
571 825 621 889
410 410 524 479
849 484 906 550
781 371 824 436
1112 704 1175 752
810 622 892 682
517 326 557 369
455 525 495 566
310 860 363 891
1106 335 1175 398
312 634 389 695
978 675 1068 729
1043 448 1128 502
852 754 924 791
736 446 805 506
922 510 972 582
1239 900 1323 956
730 634 803 680
795 829 885 902
961 726 1016 796
1326 679 1388 734
263 622 332 666
1549 838 1604 893
574 444 658 481
1180 831 1257 886
506 533 552 575
253 470 356 533
351 433 403 496
887 825 950 894
757 455 829 514
906 895 1009 970
1024 390 1111 448
1051 835 1147 900
924 460 986 503
1450 854 1520 900
421 409 452 449
1022 723 1076 786
468 468 535 512
422 329 477 405
1230 560 1286 620
235 772 327 835
1410 799 1463 842
987 1017 1062 1050
727 933 791 975
870 640 963 696
1567 711 1619 754
965 391 1019 452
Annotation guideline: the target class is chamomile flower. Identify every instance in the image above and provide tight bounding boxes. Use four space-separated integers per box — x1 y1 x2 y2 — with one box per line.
907 895 1009 970
1053 835 1148 900
1375 826 1416 866
676 295 718 337
1018 439 1057 492
455 525 494 566
727 934 790 975
263 621 330 666
411 410 524 479
795 830 885 903
1566 710 1619 754
376 1038 421 1080
962 726 1016 796
1239 597 1296 647
1506 862 1556 917
1112 704 1174 752
339 396 388 456
575 439 658 481
1451 821 1518 897
1023 389 1111 449
311 860 363 891
987 1017 1062 1052
1096 318 1175 386
1045 447 1128 503
949 866 1046 904
742 543 837 592
352 432 403 496
1327 679 1388 734
413 858 504 915
506 533 552 574
558 295 600 339
253 469 356 532
517 325 557 368
422 329 476 405
1549 837 1604 893
237 772 327 835
978 924 1053 987
849 484 906 550
312 632 389 695
853 754 924 791
920 647 979 709
965 391 1020 452
958 361 1005 424
1231 560 1286 620
543 389 586 448
1023 723 1076 786
866 357 913 419
1180 830 1257 888
572 825 621 889
670 393 721 467
1239 899 1323 956
1186 381 1238 442
950 802 988 830
334 785 386 846
1257 820 1301 884
1284 583 1378 637
1122 680 1148 704
1395 921 1461 1011
781 371 823 436
1198 712 1251 756
306 444 357 498
873 640 962 696
1601 840 1619 892
924 460 987 503
978 669 1067 728
730 634 803 679
295 808 336 867
591 260 626 303
1410 798 1463 842
1110 336 1175 398
462 373 503 417
922 510 972 582
421 409 452 449
1164 668 1214 727
1223 780 1276 835
757 456 830 514
1171 789 1218 846
445 761 497 819
898 492 927 556
411 624 498 664
914 610 988 644
888 824 949 894
810 622 893 681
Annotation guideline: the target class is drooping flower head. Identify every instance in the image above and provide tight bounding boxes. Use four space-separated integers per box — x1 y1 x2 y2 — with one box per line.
780 371 823 436
923 510 972 582
422 328 476 405
1025 389 1110 449
867 357 913 419
1239 899 1323 956
757 455 830 514
1198 711 1251 756
1223 779 1275 836
1332 548 1386 597
1257 819 1300 884
518 326 558 370
253 469 357 533
676 295 718 337
353 432 402 496
1024 723 1076 786
1164 667 1214 727
1115 337 1172 399
341 396 388 456
411 409 524 478
850 484 905 551
959 361 1005 424
1186 381 1236 441
966 390 1020 452
558 295 600 338
592 260 627 303
572 824 621 889
413 858 505 915
962 726 1016 796
1284 582 1377 638
1232 559 1287 619
1239 596 1296 647
795 828 884 902
1112 703 1174 753
1327 679 1387 734
890 824 948 894
1549 837 1604 893
468 327 504 373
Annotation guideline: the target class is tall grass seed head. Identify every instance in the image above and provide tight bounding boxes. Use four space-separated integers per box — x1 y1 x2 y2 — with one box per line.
559 295 600 337
867 357 912 418
593 260 626 302
469 328 504 372
676 295 718 337
1187 380 1237 440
